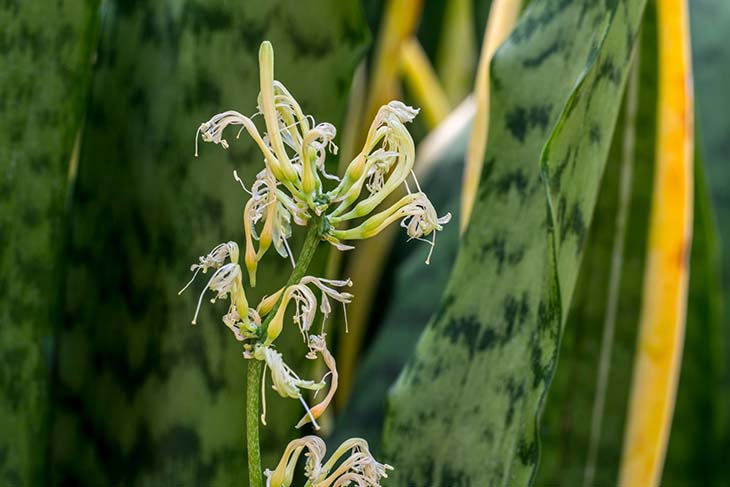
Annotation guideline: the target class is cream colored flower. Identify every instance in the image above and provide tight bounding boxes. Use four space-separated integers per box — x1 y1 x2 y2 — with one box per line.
300 276 353 332
179 242 250 327
242 168 305 286
254 345 325 429
188 263 247 325
264 276 353 345
297 334 338 429
266 437 392 487
222 304 260 341
178 241 239 295
329 190 451 264
315 438 392 487
327 101 419 222
264 435 326 487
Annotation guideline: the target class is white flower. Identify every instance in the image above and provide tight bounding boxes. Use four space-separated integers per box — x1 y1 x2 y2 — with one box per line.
178 241 239 295
189 263 244 325
329 190 450 264
254 345 325 429
315 438 393 487
196 110 248 151
299 276 353 333
303 122 340 182
379 100 420 124
266 437 393 487
283 283 318 340
264 435 326 487
196 107 303 199
222 304 260 341
264 276 353 345
242 168 305 285
195 110 274 168
327 101 418 224
296 334 338 429
364 149 399 194
400 192 452 265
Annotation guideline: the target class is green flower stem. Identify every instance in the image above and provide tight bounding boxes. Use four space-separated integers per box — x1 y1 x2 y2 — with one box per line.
279 214 325 290
247 359 264 487
246 214 323 486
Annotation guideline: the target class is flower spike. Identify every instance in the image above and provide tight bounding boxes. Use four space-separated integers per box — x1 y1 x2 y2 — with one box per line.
185 43 452 481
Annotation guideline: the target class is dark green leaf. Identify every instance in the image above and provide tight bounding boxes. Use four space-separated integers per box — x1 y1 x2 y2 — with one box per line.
664 150 724 486
688 4 730 482
690 0 730 320
0 1 100 485
52 2 367 484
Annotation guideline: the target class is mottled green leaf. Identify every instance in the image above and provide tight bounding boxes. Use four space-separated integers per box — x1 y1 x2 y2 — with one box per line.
52 2 367 485
382 0 646 484
536 7 657 484
0 1 99 485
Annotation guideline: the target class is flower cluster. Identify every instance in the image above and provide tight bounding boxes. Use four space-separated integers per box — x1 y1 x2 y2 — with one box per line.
265 436 392 487
197 42 450 272
184 40 449 486
180 239 349 430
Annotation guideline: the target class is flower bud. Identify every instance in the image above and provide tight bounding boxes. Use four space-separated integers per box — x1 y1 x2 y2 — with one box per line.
243 199 259 286
258 41 298 184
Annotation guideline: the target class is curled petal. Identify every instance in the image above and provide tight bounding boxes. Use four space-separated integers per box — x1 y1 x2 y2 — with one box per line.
254 345 324 429
189 263 248 325
265 435 326 487
179 241 239 295
328 103 418 223
296 335 338 429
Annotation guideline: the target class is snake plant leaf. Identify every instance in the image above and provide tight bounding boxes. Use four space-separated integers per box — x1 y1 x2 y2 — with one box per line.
0 1 100 485
536 7 657 484
52 1 367 485
382 0 647 484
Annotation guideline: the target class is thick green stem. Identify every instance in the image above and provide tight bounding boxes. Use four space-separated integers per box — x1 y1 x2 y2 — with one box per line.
247 359 264 487
283 215 324 287
245 215 323 485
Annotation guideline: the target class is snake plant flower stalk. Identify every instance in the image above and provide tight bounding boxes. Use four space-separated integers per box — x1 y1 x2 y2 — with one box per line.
185 39 451 486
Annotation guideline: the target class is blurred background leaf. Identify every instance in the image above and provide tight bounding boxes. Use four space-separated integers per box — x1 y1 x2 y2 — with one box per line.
686 5 730 482
382 0 647 484
663 153 724 486
50 1 367 485
691 0 730 319
0 1 100 485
